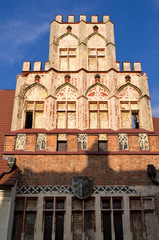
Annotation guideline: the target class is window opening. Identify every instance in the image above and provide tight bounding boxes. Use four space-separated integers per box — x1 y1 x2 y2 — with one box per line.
72 198 95 240
57 134 67 151
98 134 108 151
25 101 44 129
120 101 139 129
25 112 33 128
57 102 76 129
130 197 156 240
59 48 77 71
89 102 108 129
43 197 65 240
132 111 139 129
12 197 37 240
101 197 123 240
88 48 105 71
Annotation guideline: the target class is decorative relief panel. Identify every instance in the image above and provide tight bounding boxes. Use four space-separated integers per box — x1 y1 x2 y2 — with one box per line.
36 134 46 150
118 85 140 101
58 134 67 140
138 134 149 150
56 85 77 101
78 134 87 150
99 134 108 141
87 85 108 101
15 134 26 150
16 185 138 195
118 134 128 150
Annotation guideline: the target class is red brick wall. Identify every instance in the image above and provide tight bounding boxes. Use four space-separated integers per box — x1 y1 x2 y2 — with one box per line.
87 135 98 151
67 134 77 151
47 134 57 151
128 136 139 151
15 154 157 186
108 135 118 151
26 134 36 151
149 136 159 151
4 136 16 151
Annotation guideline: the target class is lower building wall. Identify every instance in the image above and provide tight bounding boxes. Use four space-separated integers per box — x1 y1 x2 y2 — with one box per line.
12 185 159 240
0 184 17 240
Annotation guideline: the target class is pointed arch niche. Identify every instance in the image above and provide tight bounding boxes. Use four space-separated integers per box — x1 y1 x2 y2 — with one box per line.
58 33 79 71
23 83 47 129
118 83 142 129
86 83 109 129
87 33 107 71
55 83 78 129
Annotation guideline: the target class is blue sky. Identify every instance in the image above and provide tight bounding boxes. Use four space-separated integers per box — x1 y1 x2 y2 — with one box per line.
0 0 159 116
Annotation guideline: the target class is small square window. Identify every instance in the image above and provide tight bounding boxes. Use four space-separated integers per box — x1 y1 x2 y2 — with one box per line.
57 141 67 151
98 141 108 151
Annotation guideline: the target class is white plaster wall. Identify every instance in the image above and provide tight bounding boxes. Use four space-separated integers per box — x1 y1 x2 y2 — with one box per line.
0 183 16 240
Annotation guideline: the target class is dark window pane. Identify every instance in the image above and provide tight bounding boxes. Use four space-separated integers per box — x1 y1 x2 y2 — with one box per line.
26 199 37 211
114 212 123 240
44 213 53 240
45 199 53 209
131 212 143 240
55 213 64 240
113 199 122 209
56 199 65 209
102 199 110 209
103 212 111 240
15 198 25 211
85 199 94 210
98 141 108 151
57 141 67 151
25 213 35 240
25 112 33 128
73 212 82 240
132 113 139 129
12 212 23 240
85 212 94 240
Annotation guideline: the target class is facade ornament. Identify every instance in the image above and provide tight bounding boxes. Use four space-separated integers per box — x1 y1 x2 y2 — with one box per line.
36 134 46 150
95 74 100 83
72 177 93 199
147 165 159 185
118 134 128 150
78 134 87 150
93 25 98 32
67 25 72 32
138 133 149 150
15 134 26 150
65 74 71 83
35 74 40 82
125 75 131 83
0 157 16 179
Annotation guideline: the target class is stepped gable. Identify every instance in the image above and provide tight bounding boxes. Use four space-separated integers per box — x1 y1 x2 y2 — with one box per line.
0 90 18 185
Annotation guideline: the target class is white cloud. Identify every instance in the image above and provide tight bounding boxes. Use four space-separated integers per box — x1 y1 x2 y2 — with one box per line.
0 19 49 64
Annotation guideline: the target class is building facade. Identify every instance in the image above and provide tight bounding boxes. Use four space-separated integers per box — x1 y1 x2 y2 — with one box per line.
1 15 159 240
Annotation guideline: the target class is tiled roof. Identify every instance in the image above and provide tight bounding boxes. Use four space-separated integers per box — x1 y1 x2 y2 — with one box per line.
0 90 19 186
153 117 159 134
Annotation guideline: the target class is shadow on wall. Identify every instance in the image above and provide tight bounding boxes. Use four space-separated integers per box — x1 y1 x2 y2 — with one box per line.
14 139 157 187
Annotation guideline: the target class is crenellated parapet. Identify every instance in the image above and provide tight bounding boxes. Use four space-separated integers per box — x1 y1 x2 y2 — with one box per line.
55 15 110 23
22 61 49 71
116 61 142 72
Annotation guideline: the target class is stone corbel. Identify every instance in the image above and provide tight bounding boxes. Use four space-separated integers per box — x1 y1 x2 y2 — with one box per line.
0 157 16 179
147 165 159 185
